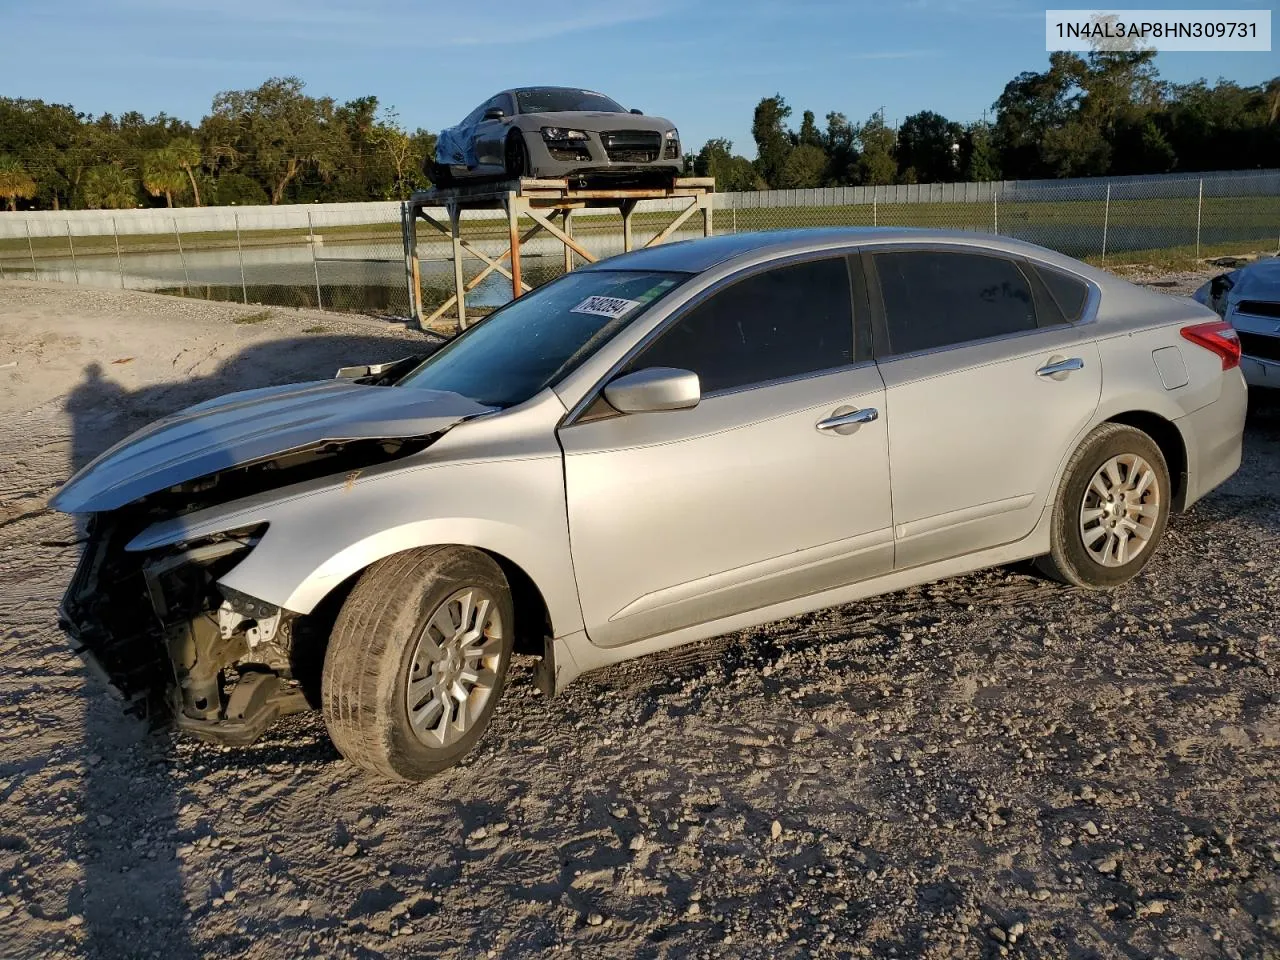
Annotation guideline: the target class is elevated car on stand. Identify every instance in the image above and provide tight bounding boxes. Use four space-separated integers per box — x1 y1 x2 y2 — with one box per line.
432 86 682 186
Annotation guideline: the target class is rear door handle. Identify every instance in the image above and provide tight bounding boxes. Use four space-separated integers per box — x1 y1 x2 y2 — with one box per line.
1036 356 1085 379
816 407 879 434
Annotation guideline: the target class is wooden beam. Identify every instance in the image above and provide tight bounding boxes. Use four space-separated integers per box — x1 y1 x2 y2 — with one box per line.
562 209 574 273
506 191 522 299
522 206 598 263
448 203 467 331
643 198 700 249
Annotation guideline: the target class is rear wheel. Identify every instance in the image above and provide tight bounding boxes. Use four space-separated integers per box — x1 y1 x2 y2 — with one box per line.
321 546 514 780
429 161 453 188
1037 423 1171 588
504 134 529 179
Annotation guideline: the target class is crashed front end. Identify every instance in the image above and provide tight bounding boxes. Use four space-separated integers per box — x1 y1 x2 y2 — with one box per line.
59 513 305 744
51 361 496 745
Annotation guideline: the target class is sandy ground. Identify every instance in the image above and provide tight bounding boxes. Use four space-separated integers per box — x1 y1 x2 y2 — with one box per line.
0 278 1278 960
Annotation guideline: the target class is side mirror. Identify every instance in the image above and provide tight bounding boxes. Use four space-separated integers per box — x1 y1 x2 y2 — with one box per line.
630 108 644 115
603 367 700 413
483 107 506 121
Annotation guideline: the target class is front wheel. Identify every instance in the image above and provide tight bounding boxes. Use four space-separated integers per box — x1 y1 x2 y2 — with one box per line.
1036 423 1171 588
321 546 514 780
504 134 529 180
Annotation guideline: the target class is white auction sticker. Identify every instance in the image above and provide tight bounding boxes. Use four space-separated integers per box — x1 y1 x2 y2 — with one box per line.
1046 10 1271 52
570 295 643 319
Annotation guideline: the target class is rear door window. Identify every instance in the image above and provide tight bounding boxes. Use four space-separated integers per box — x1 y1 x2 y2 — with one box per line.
874 251 1040 355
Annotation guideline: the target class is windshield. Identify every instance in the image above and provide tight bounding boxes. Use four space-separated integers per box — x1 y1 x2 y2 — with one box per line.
517 89 626 114
398 271 689 407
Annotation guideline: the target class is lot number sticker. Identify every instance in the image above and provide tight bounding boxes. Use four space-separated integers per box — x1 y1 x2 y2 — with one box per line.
570 296 643 319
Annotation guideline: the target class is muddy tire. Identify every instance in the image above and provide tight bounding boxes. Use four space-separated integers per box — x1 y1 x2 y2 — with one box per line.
1036 423 1171 588
321 546 514 780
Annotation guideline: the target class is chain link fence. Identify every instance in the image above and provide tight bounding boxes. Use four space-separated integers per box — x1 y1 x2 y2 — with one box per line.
2 170 1276 322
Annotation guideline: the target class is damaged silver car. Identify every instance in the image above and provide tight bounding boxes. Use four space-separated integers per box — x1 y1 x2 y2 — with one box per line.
53 229 1246 780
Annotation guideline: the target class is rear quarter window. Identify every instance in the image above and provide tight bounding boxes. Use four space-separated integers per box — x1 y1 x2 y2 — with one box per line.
1033 265 1090 322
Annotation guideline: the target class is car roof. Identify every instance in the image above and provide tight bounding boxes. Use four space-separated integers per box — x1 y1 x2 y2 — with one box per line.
580 227 1103 276
505 86 610 97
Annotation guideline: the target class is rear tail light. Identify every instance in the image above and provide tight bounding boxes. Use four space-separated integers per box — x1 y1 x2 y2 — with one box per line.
1180 320 1241 370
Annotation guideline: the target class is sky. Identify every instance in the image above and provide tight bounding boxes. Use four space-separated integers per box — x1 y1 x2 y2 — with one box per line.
1 0 1275 158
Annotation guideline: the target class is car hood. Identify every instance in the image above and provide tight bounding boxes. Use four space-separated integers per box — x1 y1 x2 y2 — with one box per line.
51 380 495 514
513 111 675 133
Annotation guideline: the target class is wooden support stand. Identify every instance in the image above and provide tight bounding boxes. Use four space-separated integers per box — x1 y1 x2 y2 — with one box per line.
402 177 714 332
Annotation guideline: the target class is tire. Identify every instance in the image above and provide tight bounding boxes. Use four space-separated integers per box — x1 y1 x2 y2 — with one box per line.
504 134 529 180
429 161 453 188
321 546 514 780
1036 422 1171 588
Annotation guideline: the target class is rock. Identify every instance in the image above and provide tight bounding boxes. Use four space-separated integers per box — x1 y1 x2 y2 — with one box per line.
1082 821 1099 836
67 914 84 926
686 903 701 916
1141 899 1169 916
1094 858 1119 874
586 912 604 926
1032 888 1051 901
629 835 646 852
342 842 359 857
771 820 783 841
468 826 488 841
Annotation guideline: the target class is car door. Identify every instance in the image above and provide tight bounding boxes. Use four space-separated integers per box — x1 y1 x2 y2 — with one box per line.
867 246 1102 570
558 254 894 649
472 94 512 170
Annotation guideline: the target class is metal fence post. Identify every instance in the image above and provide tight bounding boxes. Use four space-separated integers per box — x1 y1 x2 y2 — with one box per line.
307 211 323 310
1195 178 1203 260
234 213 248 304
112 216 124 289
25 220 36 279
66 220 80 284
993 189 999 234
873 196 877 227
173 217 189 292
1101 183 1111 266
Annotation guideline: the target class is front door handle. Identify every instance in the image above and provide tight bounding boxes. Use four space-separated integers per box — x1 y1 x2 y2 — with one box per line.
816 406 879 434
1036 356 1085 379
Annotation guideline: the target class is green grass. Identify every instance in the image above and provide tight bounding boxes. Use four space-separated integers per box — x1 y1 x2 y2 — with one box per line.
300 324 328 333
232 308 273 325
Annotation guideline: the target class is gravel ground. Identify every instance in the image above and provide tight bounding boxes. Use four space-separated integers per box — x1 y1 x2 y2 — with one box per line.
1 278 1278 960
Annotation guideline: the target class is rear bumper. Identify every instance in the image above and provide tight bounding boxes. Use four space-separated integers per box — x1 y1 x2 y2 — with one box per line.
1176 369 1247 509
1241 353 1280 389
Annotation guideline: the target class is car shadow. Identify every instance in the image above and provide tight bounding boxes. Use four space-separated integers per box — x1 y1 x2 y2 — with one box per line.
62 331 430 958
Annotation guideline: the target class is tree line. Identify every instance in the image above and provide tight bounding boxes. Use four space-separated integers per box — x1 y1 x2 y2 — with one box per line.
697 51 1278 190
0 77 436 211
0 52 1276 211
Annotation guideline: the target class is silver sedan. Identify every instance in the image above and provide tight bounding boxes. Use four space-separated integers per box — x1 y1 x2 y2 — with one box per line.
52 228 1247 780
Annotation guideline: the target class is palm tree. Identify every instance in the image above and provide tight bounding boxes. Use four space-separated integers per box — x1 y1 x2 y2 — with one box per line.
0 154 37 211
81 164 137 209
166 137 203 206
142 148 187 207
